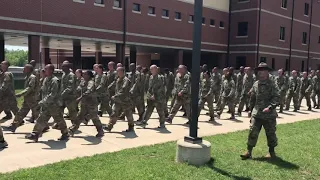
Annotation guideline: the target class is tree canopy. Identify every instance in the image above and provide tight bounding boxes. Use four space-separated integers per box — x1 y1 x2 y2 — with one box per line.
5 49 28 67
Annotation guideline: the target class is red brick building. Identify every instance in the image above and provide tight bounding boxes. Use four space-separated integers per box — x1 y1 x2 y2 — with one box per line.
0 0 319 71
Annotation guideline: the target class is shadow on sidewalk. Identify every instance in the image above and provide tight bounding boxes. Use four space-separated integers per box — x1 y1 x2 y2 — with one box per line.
110 131 138 139
136 126 172 134
73 135 102 145
206 158 252 180
37 139 68 150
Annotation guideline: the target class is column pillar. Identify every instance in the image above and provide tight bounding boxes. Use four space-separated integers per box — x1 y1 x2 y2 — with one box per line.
41 48 50 65
0 39 4 62
130 47 137 65
28 35 40 64
73 45 81 70
175 50 183 67
116 43 125 64
95 51 102 64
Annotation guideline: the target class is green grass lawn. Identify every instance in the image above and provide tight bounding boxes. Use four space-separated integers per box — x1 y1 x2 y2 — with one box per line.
1 120 320 179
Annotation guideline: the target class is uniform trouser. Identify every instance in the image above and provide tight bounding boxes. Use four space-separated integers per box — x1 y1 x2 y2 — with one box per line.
170 95 177 111
213 89 220 103
108 103 134 126
311 90 320 107
0 97 19 116
238 94 249 113
165 89 173 104
12 97 39 126
168 97 191 121
247 117 278 148
32 105 68 135
299 92 311 108
70 103 102 132
99 95 112 115
63 99 78 123
285 92 299 110
235 90 242 105
132 95 145 117
279 92 286 111
0 126 4 141
216 94 223 109
198 96 214 118
143 100 165 124
218 97 235 115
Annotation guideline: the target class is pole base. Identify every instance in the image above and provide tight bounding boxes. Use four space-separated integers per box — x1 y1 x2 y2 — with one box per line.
176 139 211 166
184 136 202 144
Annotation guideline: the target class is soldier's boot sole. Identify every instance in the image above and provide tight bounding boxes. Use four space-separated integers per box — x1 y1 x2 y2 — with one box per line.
25 133 40 142
165 117 173 124
58 133 70 141
158 123 165 129
125 125 134 132
103 124 114 132
240 152 252 160
0 141 8 149
308 107 312 111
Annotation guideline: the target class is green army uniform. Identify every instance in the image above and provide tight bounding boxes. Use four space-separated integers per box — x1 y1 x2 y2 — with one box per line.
0 126 8 149
169 74 179 112
69 79 104 138
159 73 169 117
130 71 145 121
105 76 134 132
30 69 41 121
299 76 312 110
60 71 78 124
235 72 245 104
238 73 255 115
211 72 221 103
10 73 38 131
217 76 236 119
96 74 112 116
198 76 215 121
164 72 175 107
166 73 191 124
311 75 320 108
106 70 117 106
27 75 69 142
285 76 300 111
0 71 19 115
139 74 166 128
216 74 226 108
275 74 288 112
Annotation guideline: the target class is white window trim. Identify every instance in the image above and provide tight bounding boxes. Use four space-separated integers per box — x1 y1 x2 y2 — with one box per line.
302 43 307 45
94 3 105 7
236 35 248 38
304 14 309 17
219 26 225 29
279 39 285 42
188 21 194 24
73 0 85 3
202 23 206 26
113 7 123 10
175 18 182 21
281 7 287 10
238 0 250 4
148 13 156 17
132 10 141 14
210 25 215 27
162 16 169 19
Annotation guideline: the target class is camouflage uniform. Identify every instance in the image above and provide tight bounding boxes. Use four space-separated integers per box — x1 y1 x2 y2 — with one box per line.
298 76 312 109
106 70 117 105
106 76 134 131
198 77 215 119
60 71 78 124
32 75 68 136
96 74 112 116
216 74 226 108
285 76 300 111
167 73 191 122
275 75 288 112
238 73 254 114
211 72 221 103
311 75 320 108
130 71 145 120
141 74 166 126
217 77 236 117
69 79 104 137
29 69 41 120
0 71 19 115
247 79 280 149
164 72 175 105
235 72 245 104
11 73 37 127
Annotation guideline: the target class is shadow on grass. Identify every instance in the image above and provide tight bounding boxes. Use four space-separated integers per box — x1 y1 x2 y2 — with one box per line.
207 158 252 180
253 156 299 170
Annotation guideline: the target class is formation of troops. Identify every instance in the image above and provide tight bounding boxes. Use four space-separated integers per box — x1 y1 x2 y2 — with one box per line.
0 59 319 159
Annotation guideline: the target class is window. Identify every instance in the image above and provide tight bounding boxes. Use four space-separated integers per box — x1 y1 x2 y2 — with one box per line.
304 3 309 16
281 0 287 9
260 57 267 63
202 17 206 25
133 3 140 12
113 0 121 8
95 0 104 4
220 21 225 28
175 12 181 20
189 15 194 22
280 27 285 40
236 56 247 69
148 6 155 15
210 19 215 26
272 58 275 69
162 9 169 17
301 61 305 72
237 22 248 36
302 32 307 44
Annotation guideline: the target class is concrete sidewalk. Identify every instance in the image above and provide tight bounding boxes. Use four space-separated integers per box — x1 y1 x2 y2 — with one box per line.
0 101 319 173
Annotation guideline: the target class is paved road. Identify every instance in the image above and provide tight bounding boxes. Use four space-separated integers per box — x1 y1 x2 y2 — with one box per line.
0 100 318 173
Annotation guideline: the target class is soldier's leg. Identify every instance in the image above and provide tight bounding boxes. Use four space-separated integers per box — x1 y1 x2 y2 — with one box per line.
69 104 88 132
279 93 285 113
0 126 8 149
9 97 19 115
136 96 145 121
10 100 31 129
263 119 278 153
298 93 304 108
100 96 112 116
143 100 155 123
206 97 215 120
3 110 12 120
124 107 135 131
170 95 176 111
217 98 227 116
247 118 263 148
87 105 104 137
317 92 320 108
155 102 166 127
293 94 299 111
183 100 191 122
198 98 205 117
228 99 236 119
65 100 78 124
50 106 69 137
168 100 182 120
30 99 40 121
106 104 121 130
237 95 246 114
32 108 51 135
305 94 311 110
285 93 292 110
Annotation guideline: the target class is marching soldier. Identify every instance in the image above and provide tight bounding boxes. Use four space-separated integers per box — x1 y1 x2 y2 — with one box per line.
164 68 175 115
285 70 300 112
129 63 145 121
216 68 229 108
311 70 320 109
298 72 312 111
235 66 245 105
95 64 112 117
275 69 288 113
198 71 215 121
238 67 254 116
241 63 280 160
106 61 117 106
211 67 221 103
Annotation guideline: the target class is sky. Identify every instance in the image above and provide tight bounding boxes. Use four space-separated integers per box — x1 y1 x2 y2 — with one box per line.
5 45 28 51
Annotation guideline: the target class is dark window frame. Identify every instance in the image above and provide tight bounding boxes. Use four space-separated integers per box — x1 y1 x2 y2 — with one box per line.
148 6 155 15
210 19 215 26
281 0 288 8
237 22 248 36
162 9 169 17
113 0 121 8
219 21 225 28
304 3 309 16
260 57 267 63
175 12 181 20
95 0 104 4
133 3 141 12
280 27 285 40
189 15 194 22
302 32 307 44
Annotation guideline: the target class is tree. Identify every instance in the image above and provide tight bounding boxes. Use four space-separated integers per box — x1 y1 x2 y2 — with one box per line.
5 49 28 67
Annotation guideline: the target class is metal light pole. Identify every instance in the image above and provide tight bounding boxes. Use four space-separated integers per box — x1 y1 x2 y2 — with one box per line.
184 0 203 144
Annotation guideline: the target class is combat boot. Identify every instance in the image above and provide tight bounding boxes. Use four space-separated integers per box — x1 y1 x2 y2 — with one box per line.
265 147 276 159
98 111 103 117
165 117 173 124
216 113 221 119
42 126 50 133
182 112 187 117
208 117 215 122
136 121 148 128
118 114 125 120
52 123 59 129
237 111 242 117
26 117 35 123
83 118 89 125
103 124 114 132
95 126 104 138
308 106 312 111
0 140 8 149
58 133 70 141
8 121 24 133
158 123 165 129
248 111 252 118
25 132 41 142
293 109 298 112
240 151 252 160
1 112 12 120
63 114 70 119
125 125 134 132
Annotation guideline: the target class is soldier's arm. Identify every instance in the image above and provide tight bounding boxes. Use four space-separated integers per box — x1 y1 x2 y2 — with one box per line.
114 80 128 100
42 79 59 105
205 79 214 98
267 82 280 110
130 74 140 94
82 80 95 97
0 74 11 93
96 75 106 92
249 84 257 109
306 79 312 93
17 76 36 97
61 74 75 97
107 73 116 90
227 81 236 97
180 75 190 94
